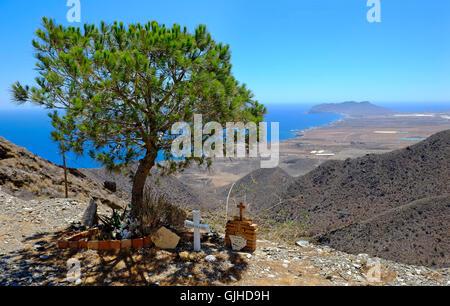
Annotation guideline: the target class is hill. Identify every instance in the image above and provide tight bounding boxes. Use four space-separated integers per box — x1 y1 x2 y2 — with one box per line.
81 166 205 210
0 136 126 207
267 129 450 267
1 187 447 286
317 195 450 268
2 129 449 269
217 167 294 212
307 101 392 116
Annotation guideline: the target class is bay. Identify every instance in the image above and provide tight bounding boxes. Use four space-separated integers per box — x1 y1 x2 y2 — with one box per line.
0 105 344 168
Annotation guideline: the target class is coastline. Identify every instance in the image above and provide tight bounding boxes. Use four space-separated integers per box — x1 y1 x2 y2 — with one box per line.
294 116 348 138
278 113 349 149
279 111 450 162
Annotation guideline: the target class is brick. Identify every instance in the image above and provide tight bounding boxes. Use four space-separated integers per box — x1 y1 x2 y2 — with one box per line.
110 240 121 250
121 239 132 250
68 241 79 249
87 240 99 250
132 238 143 249
143 236 152 248
226 204 258 251
78 240 88 249
57 240 68 249
98 241 111 251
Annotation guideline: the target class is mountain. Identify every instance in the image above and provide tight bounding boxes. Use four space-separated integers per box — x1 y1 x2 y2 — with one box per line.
0 136 126 207
2 129 449 268
317 195 450 268
307 101 392 116
0 134 207 211
267 129 450 267
217 167 294 212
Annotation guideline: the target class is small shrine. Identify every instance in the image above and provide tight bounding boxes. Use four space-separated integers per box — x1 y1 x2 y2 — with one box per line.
225 203 257 252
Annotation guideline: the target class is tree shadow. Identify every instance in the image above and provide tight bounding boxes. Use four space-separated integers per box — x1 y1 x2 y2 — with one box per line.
0 229 249 286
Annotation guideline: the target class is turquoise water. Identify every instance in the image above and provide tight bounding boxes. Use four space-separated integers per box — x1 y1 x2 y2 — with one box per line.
0 105 343 168
399 137 426 141
264 104 344 141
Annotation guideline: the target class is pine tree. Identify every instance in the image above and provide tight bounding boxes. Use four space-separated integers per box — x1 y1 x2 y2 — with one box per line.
11 18 266 227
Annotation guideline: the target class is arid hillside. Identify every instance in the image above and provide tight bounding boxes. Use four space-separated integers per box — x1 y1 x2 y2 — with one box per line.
0 136 127 208
278 129 449 237
317 195 450 268
1 129 449 269
217 167 294 212
265 130 450 268
81 166 205 210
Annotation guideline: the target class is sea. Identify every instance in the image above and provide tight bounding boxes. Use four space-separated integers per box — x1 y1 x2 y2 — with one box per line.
0 102 447 168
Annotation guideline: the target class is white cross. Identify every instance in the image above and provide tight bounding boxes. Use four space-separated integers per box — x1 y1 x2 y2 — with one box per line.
184 210 210 252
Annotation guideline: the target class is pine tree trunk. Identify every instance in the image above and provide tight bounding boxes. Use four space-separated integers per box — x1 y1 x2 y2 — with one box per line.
131 150 157 221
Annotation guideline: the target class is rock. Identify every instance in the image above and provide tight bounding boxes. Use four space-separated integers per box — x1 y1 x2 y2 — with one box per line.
207 230 221 243
229 235 247 251
151 226 180 249
33 242 45 251
81 199 97 227
179 251 190 261
103 181 117 193
296 240 311 247
189 252 203 262
179 251 203 262
205 255 217 263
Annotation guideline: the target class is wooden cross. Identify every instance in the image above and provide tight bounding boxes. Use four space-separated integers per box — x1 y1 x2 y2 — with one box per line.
237 203 246 221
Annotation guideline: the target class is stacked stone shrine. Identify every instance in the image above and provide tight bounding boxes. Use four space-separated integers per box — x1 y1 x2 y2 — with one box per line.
225 203 258 252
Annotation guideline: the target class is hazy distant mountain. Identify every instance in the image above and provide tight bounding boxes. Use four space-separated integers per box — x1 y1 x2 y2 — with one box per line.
308 101 392 116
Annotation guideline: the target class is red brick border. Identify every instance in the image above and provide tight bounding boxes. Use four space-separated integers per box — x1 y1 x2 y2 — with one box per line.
57 230 153 251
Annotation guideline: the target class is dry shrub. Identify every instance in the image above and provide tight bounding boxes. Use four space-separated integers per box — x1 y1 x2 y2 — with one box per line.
141 187 187 234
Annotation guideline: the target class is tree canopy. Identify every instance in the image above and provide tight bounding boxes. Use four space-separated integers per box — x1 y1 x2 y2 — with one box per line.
12 17 266 221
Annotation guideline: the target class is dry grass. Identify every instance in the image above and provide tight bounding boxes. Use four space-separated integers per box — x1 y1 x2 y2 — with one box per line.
141 188 187 234
203 202 310 245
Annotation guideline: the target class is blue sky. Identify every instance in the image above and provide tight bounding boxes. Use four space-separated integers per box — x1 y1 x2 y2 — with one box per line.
0 0 449 110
